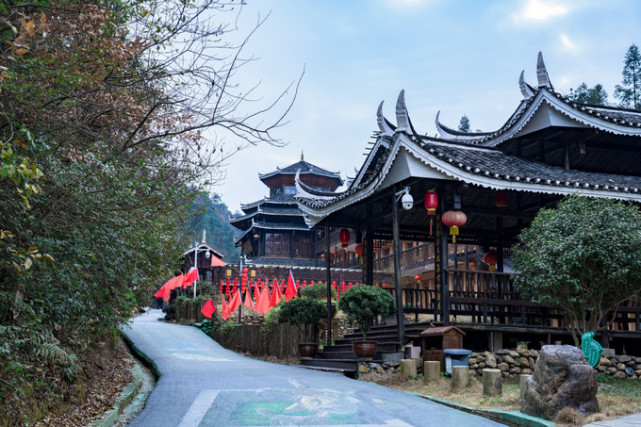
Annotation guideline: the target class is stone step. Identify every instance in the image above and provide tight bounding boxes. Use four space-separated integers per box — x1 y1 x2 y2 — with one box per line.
299 358 358 373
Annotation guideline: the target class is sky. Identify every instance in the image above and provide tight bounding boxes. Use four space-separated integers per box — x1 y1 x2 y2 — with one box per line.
211 0 641 213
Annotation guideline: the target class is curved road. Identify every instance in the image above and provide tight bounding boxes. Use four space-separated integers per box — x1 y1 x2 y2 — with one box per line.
122 310 503 426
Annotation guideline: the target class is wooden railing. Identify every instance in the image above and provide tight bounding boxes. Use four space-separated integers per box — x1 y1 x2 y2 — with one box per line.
382 269 640 332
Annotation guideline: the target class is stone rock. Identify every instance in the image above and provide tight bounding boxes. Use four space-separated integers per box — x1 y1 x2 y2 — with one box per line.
635 369 641 376
517 346 528 355
476 355 486 362
635 357 641 364
597 366 606 373
358 364 370 374
468 357 477 365
478 362 486 369
400 359 417 377
520 359 530 368
496 349 510 355
452 366 470 389
495 356 503 363
616 363 626 371
521 368 533 375
503 355 516 365
484 351 497 369
627 360 636 367
498 362 509 371
521 345 598 420
625 367 635 377
470 364 479 370
510 366 522 375
509 350 520 358
614 371 626 378
608 367 618 374
617 355 632 363
483 369 502 396
601 348 615 358
529 357 536 369
502 371 509 378
599 357 611 367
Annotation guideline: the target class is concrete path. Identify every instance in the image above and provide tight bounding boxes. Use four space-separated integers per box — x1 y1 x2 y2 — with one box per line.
585 413 641 426
122 310 504 426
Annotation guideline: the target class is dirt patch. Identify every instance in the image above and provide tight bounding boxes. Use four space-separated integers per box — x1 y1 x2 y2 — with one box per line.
35 339 135 426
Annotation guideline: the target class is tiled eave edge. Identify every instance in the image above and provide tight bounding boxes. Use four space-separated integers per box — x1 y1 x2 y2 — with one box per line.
483 91 641 147
297 134 641 225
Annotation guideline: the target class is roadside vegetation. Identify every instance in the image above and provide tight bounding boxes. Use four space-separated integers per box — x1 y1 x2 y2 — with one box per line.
0 0 296 424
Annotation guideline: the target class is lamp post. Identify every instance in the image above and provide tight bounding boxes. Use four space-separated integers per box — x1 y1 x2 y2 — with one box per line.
193 245 210 298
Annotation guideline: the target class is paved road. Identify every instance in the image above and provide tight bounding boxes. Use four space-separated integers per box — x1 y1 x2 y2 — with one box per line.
122 310 504 426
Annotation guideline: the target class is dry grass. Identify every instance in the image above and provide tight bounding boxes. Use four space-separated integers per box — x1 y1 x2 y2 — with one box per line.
360 371 641 424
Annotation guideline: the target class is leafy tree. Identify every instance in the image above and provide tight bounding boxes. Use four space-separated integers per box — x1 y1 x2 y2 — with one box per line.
458 115 471 132
338 285 395 340
183 192 240 263
278 297 327 339
567 83 609 106
614 44 641 110
0 0 296 422
512 196 641 346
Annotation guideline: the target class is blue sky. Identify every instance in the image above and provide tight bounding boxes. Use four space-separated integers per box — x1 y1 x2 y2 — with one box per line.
214 0 641 213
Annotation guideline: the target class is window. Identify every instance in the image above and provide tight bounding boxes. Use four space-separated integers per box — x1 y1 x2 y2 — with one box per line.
265 233 290 257
294 234 312 258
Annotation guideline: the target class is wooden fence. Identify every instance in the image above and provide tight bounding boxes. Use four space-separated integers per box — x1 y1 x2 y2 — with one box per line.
212 323 313 359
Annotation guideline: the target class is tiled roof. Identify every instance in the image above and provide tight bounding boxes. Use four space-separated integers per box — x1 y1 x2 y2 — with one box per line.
259 160 342 183
230 205 303 226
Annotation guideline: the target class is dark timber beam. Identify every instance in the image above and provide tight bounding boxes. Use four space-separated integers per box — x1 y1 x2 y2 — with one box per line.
392 185 405 348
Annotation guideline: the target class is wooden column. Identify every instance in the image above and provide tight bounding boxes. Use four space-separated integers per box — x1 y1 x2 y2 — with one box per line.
437 187 450 324
392 186 405 348
325 225 332 345
366 204 374 286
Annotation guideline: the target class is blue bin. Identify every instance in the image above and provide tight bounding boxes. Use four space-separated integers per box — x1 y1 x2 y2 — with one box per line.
443 349 472 376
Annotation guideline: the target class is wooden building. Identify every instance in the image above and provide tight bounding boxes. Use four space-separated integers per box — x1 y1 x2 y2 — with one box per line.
294 52 641 351
230 155 343 269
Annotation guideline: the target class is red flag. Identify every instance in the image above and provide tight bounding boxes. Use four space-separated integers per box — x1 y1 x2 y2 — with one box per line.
228 290 242 315
243 293 255 311
221 295 230 320
254 285 272 315
285 270 297 302
270 280 282 308
183 267 199 286
201 298 216 319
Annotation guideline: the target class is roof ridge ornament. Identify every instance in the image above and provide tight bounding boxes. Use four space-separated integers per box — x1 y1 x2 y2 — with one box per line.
395 89 411 134
536 51 553 89
519 70 535 99
377 101 394 137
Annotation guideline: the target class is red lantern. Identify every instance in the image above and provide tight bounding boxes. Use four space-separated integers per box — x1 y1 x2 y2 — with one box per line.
339 228 350 248
414 274 422 283
442 210 467 243
468 259 477 270
354 243 363 256
483 252 498 271
424 190 439 236
495 190 508 211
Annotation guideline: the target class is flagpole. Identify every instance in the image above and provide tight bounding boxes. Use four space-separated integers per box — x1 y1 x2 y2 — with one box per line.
193 243 198 298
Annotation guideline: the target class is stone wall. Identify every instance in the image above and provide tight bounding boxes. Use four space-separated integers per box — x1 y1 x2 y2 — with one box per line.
469 348 641 379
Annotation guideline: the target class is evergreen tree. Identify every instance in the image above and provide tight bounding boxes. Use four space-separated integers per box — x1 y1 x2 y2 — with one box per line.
184 192 241 263
458 115 471 132
614 44 641 110
567 83 608 106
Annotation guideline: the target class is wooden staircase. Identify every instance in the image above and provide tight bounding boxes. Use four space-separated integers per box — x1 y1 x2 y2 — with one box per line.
299 321 432 376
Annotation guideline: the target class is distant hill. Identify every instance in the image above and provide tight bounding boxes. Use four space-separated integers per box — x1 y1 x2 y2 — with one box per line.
183 192 241 263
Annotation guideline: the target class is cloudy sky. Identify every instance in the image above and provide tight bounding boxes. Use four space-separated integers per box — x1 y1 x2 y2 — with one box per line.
212 0 641 213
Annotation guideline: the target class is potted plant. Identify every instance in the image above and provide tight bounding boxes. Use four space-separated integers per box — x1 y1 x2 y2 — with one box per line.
338 285 396 358
278 297 327 359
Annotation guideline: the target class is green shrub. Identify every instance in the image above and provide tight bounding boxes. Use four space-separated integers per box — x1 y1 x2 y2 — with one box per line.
300 282 336 301
278 297 327 336
338 285 395 340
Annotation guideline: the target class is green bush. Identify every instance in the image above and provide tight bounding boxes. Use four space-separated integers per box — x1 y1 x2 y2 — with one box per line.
338 285 395 340
278 297 327 335
300 282 336 301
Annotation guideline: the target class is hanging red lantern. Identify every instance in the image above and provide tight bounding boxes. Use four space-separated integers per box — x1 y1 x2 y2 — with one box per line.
442 210 467 243
424 190 439 236
483 251 498 271
495 190 508 211
339 228 350 248
468 259 477 270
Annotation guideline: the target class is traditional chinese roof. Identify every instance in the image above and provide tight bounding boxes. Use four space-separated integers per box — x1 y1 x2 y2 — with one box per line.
258 158 342 185
295 53 641 228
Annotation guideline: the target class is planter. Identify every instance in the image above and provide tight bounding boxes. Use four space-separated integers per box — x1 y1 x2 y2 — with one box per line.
353 340 377 359
298 343 318 359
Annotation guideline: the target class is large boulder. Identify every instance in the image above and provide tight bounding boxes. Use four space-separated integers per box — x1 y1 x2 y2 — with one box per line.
521 345 598 420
